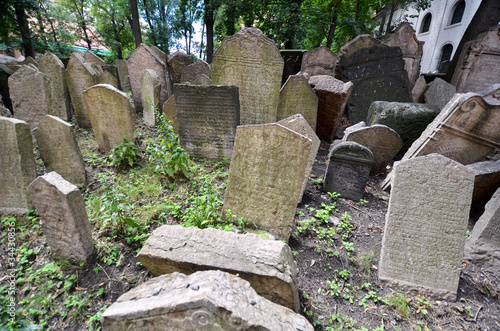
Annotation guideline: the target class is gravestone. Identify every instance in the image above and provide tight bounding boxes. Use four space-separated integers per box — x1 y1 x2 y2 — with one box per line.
222 123 312 241
280 50 306 84
339 35 382 57
83 51 105 67
180 59 211 84
167 51 193 85
98 71 119 89
127 43 172 112
8 65 51 130
464 187 500 276
424 77 456 110
451 25 500 93
467 160 500 208
212 28 284 125
323 141 374 200
22 56 38 68
39 52 70 121
174 84 239 160
162 95 179 133
137 225 300 311
479 83 500 101
141 69 161 126
66 52 100 128
300 46 339 77
379 154 475 300
83 84 136 153
277 75 318 130
28 172 95 265
101 270 313 331
115 59 130 91
277 114 320 203
0 117 36 216
308 75 353 141
35 115 86 186
411 76 427 103
340 44 412 125
191 74 211 86
343 123 403 174
150 46 168 64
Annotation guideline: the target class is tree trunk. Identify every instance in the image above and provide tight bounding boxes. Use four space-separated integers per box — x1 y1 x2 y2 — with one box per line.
129 0 142 48
204 0 215 64
200 22 205 59
355 0 360 21
14 4 35 58
326 11 339 49
385 0 397 35
143 0 157 45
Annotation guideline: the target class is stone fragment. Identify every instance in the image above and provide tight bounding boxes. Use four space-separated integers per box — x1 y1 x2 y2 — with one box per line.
223 123 312 240
411 75 427 103
83 84 135 153
466 160 500 208
138 225 299 311
35 115 86 186
28 172 95 265
22 56 39 68
212 28 283 125
180 59 211 84
424 77 456 109
83 51 106 67
115 59 130 91
39 52 71 121
0 117 36 216
339 35 382 57
101 270 313 331
323 141 374 200
300 46 339 77
162 95 178 133
98 71 119 89
167 51 193 85
379 154 475 301
308 75 353 141
141 69 161 126
280 50 306 84
277 75 318 130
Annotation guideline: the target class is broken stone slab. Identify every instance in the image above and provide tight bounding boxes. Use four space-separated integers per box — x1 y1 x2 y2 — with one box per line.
28 172 95 265
277 75 318 131
300 46 339 77
141 69 161 126
379 154 474 301
101 270 313 331
39 52 71 121
137 224 299 312
424 77 456 110
162 95 178 133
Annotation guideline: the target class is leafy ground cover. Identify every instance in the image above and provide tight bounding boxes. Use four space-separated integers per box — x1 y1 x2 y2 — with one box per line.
1 115 499 330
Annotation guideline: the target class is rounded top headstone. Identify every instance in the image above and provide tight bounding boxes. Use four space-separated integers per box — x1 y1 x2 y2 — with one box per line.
329 141 374 165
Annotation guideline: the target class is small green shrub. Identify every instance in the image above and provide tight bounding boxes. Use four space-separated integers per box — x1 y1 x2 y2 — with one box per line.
108 138 141 169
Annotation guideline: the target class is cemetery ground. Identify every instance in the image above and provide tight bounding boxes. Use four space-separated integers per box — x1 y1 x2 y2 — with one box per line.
1 115 499 331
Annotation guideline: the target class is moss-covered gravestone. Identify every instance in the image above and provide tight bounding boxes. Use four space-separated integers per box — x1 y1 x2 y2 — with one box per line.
277 75 318 131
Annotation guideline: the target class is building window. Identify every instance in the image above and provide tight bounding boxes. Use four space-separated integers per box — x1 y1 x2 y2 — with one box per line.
420 13 432 33
450 0 466 25
437 44 453 71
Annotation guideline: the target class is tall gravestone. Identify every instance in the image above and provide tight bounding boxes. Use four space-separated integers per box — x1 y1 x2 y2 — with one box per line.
277 75 318 130
300 46 339 77
0 117 36 216
223 123 312 240
180 59 211 84
35 115 86 186
141 69 161 126
28 172 95 265
212 28 284 125
174 84 240 160
115 59 130 91
83 84 136 153
39 52 70 121
379 154 474 300
162 95 179 133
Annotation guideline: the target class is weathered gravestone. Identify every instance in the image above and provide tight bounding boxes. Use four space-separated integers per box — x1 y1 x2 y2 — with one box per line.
300 46 339 77
98 71 119 89
464 187 500 276
222 123 312 241
424 77 456 110
379 154 474 300
180 59 211 84
141 69 161 126
83 51 106 67
28 172 95 265
212 28 284 125
66 52 100 128
343 123 403 174
452 25 500 93
39 52 70 121
411 75 427 103
0 117 36 216
22 56 38 68
101 270 314 331
167 51 193 86
308 75 353 141
174 84 239 160
479 83 500 101
340 44 412 125
150 46 168 64
137 225 300 311
280 50 306 84
323 141 374 200
35 115 86 186
8 65 51 130
191 74 211 86
277 75 318 130
162 95 179 133
467 160 500 209
339 34 382 57
115 59 130 91
83 84 136 153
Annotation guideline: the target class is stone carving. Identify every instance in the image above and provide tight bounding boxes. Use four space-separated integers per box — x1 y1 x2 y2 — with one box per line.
212 28 284 125
39 52 70 121
379 154 475 300
479 83 500 101
137 225 300 311
300 46 339 77
180 59 211 84
174 84 240 160
141 69 161 126
424 77 456 110
115 59 130 91
339 35 382 57
277 75 318 130
222 123 312 240
162 95 178 133
83 51 106 67
280 50 306 84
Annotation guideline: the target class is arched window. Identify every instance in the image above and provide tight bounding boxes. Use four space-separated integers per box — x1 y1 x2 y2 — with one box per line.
450 0 466 25
420 13 432 33
437 44 453 71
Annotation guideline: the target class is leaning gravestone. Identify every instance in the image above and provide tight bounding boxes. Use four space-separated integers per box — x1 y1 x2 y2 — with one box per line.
180 59 211 84
8 65 51 130
212 28 284 125
141 69 161 126
323 141 374 200
162 95 179 133
35 115 86 186
83 51 106 67
39 52 71 121
277 75 318 130
424 77 456 110
300 46 339 77
115 59 130 91
137 225 300 312
0 117 36 216
83 84 135 153
379 154 475 300
98 71 119 89
167 51 193 85
28 172 95 265
101 270 313 331
174 84 239 160
223 123 312 241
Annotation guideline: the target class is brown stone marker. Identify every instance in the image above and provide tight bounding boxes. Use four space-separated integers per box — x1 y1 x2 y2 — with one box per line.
300 46 339 77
